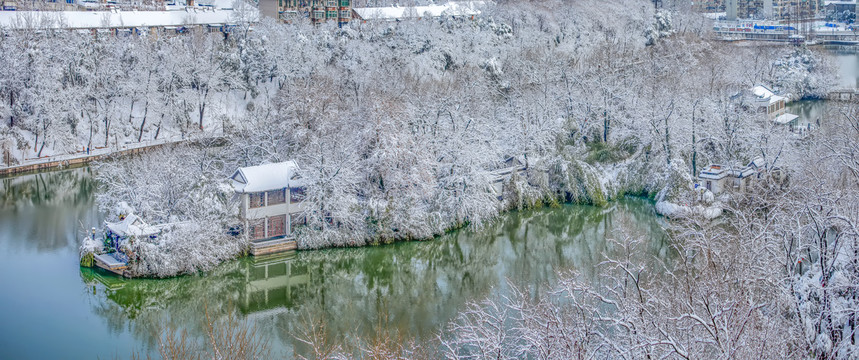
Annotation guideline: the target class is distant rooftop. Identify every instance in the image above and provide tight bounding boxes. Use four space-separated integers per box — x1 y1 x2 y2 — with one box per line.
751 85 786 104
352 1 485 21
699 157 765 180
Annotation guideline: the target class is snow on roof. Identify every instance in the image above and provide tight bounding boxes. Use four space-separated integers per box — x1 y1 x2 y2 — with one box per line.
699 159 763 180
747 157 765 169
751 85 785 105
197 0 239 10
824 0 856 6
774 113 799 124
702 12 725 20
751 85 775 98
0 9 246 30
699 165 728 180
353 1 485 21
105 214 161 237
231 161 300 193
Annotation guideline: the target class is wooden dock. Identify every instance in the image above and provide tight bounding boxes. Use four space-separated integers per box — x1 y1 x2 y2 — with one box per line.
249 238 297 256
93 253 128 276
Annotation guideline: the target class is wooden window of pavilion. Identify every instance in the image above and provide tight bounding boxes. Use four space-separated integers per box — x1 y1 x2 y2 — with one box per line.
268 215 286 238
267 188 286 205
249 192 265 208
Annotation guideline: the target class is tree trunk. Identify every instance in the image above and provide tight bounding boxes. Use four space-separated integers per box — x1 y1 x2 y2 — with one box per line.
665 114 671 165
37 137 46 158
603 109 609 143
128 100 135 124
8 91 13 127
138 100 149 142
199 103 206 130
199 87 209 130
663 102 675 165
104 116 111 148
691 100 699 177
88 117 93 152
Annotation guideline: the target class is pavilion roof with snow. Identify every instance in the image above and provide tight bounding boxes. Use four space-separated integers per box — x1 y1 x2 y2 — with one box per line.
231 161 302 193
751 85 786 105
105 214 161 237
698 157 765 181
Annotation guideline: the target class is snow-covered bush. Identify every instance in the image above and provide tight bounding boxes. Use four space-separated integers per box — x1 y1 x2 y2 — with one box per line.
126 221 244 277
645 9 674 46
771 47 838 99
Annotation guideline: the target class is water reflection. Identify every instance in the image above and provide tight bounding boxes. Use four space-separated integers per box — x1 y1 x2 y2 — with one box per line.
0 168 100 253
824 45 859 89
787 99 826 132
781 49 857 134
0 168 668 358
81 199 669 358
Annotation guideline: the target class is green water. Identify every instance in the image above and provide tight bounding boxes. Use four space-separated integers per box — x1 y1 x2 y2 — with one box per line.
0 168 669 359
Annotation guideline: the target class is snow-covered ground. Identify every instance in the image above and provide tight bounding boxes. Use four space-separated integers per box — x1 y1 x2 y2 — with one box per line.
0 9 242 30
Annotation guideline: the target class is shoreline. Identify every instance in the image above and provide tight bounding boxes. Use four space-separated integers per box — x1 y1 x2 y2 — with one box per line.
86 194 662 279
0 132 224 178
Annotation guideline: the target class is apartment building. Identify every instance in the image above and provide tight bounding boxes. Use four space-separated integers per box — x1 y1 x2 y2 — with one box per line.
259 0 351 25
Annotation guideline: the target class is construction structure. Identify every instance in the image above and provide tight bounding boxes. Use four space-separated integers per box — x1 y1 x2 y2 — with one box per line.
258 0 351 26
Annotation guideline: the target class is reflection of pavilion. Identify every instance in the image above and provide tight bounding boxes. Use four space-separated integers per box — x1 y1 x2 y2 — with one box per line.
80 267 126 291
239 252 310 315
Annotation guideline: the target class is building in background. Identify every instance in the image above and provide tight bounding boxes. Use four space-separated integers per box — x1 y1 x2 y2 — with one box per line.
698 0 824 20
824 0 858 16
749 85 788 119
258 0 351 26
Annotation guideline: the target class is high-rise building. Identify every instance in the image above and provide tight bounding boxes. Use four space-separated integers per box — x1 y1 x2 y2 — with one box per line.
699 0 822 20
259 0 351 26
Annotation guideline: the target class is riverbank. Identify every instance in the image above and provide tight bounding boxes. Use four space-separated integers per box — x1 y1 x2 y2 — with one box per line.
0 131 225 178
77 137 691 279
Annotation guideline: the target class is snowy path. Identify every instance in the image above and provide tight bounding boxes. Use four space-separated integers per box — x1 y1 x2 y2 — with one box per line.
0 130 222 177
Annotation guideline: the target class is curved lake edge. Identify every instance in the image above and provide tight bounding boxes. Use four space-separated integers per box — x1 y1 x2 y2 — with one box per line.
79 196 671 358
0 167 672 358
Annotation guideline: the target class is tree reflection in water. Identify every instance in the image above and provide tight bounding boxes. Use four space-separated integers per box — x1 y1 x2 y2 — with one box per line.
0 168 99 252
81 197 669 358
